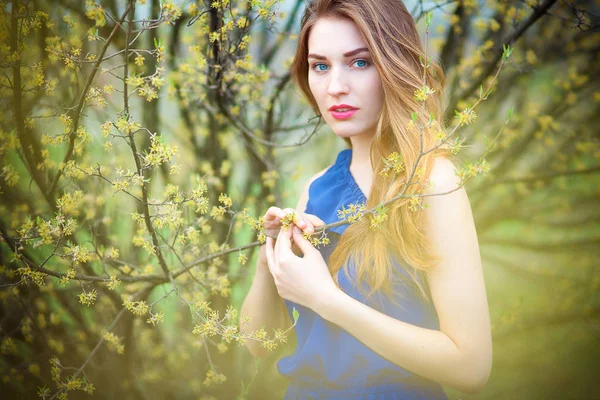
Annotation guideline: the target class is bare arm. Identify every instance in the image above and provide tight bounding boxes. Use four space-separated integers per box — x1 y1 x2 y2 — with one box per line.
240 166 330 357
239 257 288 358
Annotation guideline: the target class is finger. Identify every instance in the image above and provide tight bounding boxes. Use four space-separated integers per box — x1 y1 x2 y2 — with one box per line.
303 221 314 234
282 207 308 229
265 231 279 239
298 213 316 233
275 223 293 259
265 237 276 274
282 207 302 221
296 217 307 229
266 206 284 220
281 207 296 217
304 214 326 234
292 226 315 254
305 213 326 226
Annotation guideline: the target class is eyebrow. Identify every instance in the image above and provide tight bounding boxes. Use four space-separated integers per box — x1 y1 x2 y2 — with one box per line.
307 47 369 60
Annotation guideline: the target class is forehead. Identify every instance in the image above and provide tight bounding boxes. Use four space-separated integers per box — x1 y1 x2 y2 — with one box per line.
307 17 368 54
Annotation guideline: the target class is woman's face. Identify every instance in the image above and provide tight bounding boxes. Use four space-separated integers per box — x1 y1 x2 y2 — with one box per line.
307 17 384 140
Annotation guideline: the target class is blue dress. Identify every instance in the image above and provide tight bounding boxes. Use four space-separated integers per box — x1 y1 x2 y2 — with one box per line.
277 149 449 400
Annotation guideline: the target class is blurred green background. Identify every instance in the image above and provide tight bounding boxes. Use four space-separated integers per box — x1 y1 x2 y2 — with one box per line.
0 0 599 399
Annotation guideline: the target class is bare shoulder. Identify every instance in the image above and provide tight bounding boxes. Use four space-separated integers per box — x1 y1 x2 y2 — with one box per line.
295 164 333 213
423 156 473 224
425 156 462 196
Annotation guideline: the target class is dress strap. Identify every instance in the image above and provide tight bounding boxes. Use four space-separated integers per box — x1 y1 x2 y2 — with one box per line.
335 148 352 167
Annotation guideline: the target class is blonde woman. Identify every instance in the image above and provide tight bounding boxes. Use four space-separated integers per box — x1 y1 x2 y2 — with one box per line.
240 1 492 398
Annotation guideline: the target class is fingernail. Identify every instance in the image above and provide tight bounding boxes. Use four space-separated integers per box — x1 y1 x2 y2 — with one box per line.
293 227 301 234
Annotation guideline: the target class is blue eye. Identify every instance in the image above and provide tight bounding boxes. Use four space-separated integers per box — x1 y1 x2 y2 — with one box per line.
313 63 328 72
353 59 369 68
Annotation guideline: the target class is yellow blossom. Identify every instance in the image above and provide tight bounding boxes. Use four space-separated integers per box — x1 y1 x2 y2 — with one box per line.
146 312 164 326
218 193 232 208
455 108 477 126
413 85 435 102
104 332 124 354
123 298 149 316
78 289 97 306
203 369 227 387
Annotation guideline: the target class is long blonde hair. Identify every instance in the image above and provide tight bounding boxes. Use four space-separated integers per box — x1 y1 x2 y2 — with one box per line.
292 0 453 307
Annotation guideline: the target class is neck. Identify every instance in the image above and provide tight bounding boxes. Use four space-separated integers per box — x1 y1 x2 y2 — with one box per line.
349 136 373 171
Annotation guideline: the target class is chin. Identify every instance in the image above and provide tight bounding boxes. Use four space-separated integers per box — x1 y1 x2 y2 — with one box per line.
333 129 369 139
328 121 376 139
334 132 358 139
330 125 361 137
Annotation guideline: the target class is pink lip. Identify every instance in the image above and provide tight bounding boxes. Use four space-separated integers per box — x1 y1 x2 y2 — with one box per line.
330 109 358 120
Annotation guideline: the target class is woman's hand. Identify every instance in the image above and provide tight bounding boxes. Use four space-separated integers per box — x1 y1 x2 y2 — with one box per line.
264 224 340 312
262 206 324 238
258 207 325 270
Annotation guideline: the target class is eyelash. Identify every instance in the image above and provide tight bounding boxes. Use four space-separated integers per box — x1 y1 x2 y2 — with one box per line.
310 59 370 73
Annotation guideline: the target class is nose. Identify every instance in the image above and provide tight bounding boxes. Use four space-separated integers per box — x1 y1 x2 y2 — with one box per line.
327 68 350 97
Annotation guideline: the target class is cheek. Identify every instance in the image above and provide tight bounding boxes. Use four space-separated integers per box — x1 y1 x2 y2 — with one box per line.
367 74 384 108
308 76 322 93
308 78 326 105
354 74 383 122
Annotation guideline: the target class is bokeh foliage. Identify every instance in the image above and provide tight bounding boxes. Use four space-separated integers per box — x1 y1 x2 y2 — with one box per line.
0 0 599 399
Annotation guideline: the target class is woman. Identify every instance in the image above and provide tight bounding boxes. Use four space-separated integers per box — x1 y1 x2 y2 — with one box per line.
240 0 492 398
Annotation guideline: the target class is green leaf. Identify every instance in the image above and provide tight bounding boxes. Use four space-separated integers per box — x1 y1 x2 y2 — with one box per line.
292 307 299 324
502 44 514 61
507 105 514 120
375 204 388 214
483 88 491 100
411 112 418 122
425 11 433 29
